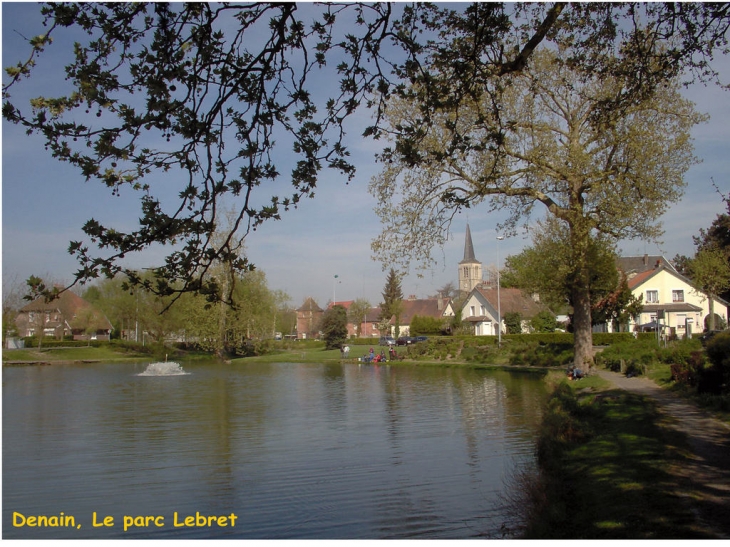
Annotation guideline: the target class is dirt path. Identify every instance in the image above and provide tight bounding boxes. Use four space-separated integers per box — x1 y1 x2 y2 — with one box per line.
595 369 730 538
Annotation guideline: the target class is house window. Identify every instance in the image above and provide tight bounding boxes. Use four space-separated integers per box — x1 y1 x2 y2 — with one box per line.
646 290 659 303
470 306 476 317
28 312 35 322
480 305 486 316
672 290 684 303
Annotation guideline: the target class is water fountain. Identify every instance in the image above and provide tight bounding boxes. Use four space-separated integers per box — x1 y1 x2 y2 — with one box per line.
137 361 189 376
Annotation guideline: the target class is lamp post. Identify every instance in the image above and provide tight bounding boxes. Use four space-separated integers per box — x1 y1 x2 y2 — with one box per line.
496 236 504 347
333 274 339 307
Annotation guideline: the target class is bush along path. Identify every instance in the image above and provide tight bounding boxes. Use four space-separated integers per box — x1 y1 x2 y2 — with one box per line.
595 369 730 538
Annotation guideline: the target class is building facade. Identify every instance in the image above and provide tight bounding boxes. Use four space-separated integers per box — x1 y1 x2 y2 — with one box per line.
15 290 113 341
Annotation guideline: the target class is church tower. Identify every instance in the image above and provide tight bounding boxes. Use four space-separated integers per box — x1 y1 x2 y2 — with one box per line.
459 224 483 294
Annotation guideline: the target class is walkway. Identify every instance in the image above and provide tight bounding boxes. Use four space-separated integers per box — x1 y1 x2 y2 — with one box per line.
595 369 730 538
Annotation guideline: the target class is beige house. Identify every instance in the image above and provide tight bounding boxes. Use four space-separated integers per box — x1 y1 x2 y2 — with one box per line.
624 260 729 336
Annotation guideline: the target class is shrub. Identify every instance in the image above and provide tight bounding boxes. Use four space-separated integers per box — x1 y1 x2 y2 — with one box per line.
409 315 448 335
508 340 574 368
670 351 706 387
700 331 730 394
705 331 730 369
504 312 523 334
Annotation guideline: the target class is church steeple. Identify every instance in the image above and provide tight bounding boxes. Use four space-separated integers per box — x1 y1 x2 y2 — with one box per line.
458 223 483 294
462 223 477 263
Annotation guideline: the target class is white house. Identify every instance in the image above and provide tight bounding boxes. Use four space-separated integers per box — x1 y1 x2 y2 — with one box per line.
625 262 729 336
461 286 549 335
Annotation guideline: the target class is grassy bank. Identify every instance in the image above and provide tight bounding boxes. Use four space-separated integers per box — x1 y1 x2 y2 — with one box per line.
518 377 714 539
2 343 211 365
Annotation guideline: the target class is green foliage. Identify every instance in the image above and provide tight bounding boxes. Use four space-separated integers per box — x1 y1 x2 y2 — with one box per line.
5 4 727 302
703 331 730 394
595 338 662 374
502 219 622 314
530 310 558 333
319 305 348 350
686 248 730 330
409 314 447 335
379 268 403 323
508 340 574 368
504 312 523 334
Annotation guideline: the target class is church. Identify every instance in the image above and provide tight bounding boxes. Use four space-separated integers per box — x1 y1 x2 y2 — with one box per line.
457 224 549 335
458 224 483 294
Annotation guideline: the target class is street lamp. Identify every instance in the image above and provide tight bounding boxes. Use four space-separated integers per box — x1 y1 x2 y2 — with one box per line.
333 274 339 306
496 236 504 347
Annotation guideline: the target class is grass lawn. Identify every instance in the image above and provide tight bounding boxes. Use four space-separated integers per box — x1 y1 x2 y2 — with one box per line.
3 346 149 363
524 379 714 539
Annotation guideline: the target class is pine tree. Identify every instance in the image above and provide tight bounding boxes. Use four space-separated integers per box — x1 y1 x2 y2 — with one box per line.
380 269 404 337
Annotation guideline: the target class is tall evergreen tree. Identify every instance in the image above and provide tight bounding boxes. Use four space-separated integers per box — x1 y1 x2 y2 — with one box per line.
380 269 404 336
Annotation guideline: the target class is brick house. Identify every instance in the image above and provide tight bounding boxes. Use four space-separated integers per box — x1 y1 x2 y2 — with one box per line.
15 290 113 341
296 297 324 339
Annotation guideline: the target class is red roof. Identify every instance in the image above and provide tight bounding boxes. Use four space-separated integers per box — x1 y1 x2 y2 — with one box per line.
626 269 658 290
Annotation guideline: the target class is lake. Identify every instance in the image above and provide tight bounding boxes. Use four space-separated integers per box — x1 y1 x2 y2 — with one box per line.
3 360 549 539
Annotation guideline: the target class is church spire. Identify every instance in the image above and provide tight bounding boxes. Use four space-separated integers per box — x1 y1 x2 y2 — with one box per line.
458 223 482 295
462 223 477 263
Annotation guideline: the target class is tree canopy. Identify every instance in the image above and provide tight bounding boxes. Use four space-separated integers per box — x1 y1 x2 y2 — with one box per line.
673 189 730 330
320 304 348 350
371 44 706 367
3 2 729 308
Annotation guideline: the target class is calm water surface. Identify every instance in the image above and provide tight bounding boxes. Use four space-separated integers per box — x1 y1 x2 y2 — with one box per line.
3 361 548 539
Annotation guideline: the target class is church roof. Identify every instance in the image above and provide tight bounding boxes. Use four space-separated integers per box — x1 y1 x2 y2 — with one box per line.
460 223 480 264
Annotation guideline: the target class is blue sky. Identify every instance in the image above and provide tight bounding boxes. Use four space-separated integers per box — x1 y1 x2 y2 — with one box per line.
2 3 729 309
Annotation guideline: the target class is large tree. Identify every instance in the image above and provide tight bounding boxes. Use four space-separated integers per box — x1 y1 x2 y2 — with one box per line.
686 247 730 331
3 3 729 306
501 218 623 316
320 304 348 350
371 49 705 368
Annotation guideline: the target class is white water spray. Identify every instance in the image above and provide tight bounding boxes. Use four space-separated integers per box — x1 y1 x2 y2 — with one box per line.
137 362 189 376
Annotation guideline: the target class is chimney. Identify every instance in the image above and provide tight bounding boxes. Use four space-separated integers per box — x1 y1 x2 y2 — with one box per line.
437 293 444 311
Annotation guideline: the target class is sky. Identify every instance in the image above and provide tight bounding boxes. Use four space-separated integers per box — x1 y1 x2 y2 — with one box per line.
2 2 730 310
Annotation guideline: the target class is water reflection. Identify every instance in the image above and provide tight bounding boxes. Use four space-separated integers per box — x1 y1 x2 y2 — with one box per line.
3 361 548 539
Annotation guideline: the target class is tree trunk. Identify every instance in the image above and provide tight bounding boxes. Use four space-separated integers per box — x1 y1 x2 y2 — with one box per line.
569 218 594 370
572 282 594 370
708 295 716 331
